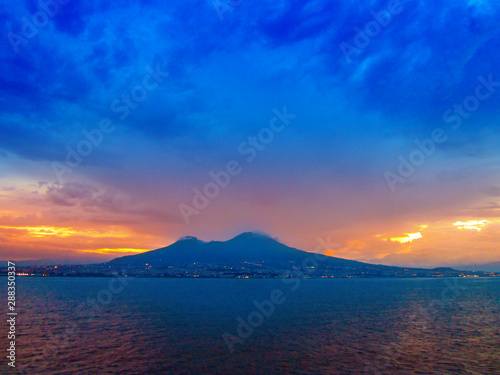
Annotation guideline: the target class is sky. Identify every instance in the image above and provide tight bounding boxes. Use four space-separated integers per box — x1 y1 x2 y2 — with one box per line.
1 0 499 268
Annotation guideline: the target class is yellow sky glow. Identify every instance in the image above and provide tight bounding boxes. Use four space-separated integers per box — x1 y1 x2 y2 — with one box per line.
453 220 488 231
0 225 132 238
390 232 423 244
78 248 149 255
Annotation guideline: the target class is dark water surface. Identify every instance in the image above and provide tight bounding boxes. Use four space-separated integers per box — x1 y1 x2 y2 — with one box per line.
3 277 499 374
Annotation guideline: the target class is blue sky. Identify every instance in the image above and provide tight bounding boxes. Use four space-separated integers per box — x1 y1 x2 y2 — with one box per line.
1 0 500 267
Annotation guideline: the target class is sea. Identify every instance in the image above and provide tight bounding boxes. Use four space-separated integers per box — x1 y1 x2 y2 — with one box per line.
3 277 499 374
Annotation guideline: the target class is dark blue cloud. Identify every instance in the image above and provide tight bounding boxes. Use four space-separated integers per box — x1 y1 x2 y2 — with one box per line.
324 0 500 125
0 0 499 185
258 1 345 46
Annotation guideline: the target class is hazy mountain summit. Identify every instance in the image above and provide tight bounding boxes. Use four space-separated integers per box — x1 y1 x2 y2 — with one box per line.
12 233 494 279
110 232 359 267
107 232 492 279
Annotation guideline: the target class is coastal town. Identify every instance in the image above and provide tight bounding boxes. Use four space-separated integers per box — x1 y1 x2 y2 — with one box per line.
3 262 498 279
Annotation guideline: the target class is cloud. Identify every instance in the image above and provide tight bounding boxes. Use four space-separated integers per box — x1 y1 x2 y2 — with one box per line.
46 182 99 206
1 0 499 265
453 219 488 231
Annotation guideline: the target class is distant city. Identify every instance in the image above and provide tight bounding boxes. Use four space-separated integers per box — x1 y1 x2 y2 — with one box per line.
4 233 499 279
3 261 499 279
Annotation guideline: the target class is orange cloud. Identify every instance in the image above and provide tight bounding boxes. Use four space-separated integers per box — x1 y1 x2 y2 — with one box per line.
0 225 132 238
78 248 149 255
390 232 423 244
453 220 488 231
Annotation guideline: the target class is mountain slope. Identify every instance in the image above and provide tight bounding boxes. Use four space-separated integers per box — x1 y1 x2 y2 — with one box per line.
457 262 500 272
109 232 379 269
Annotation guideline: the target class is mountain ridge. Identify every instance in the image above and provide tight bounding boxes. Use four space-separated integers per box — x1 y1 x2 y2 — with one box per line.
109 232 418 272
456 261 500 273
7 233 498 278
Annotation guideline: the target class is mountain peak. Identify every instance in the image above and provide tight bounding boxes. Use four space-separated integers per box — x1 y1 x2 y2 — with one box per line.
176 232 273 244
179 236 200 241
230 231 273 241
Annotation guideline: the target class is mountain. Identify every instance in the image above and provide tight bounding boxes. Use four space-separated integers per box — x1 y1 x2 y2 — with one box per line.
104 232 500 278
13 233 496 278
457 262 500 273
108 232 467 279
110 232 371 268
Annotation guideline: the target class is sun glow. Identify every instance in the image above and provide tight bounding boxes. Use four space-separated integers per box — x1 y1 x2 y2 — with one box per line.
79 248 149 255
0 225 132 238
390 232 422 244
453 220 488 231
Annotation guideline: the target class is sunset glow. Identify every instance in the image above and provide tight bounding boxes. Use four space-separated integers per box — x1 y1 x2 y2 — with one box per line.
453 220 489 231
1 0 499 269
390 233 423 244
2 2 500 374
78 248 150 255
0 225 132 238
